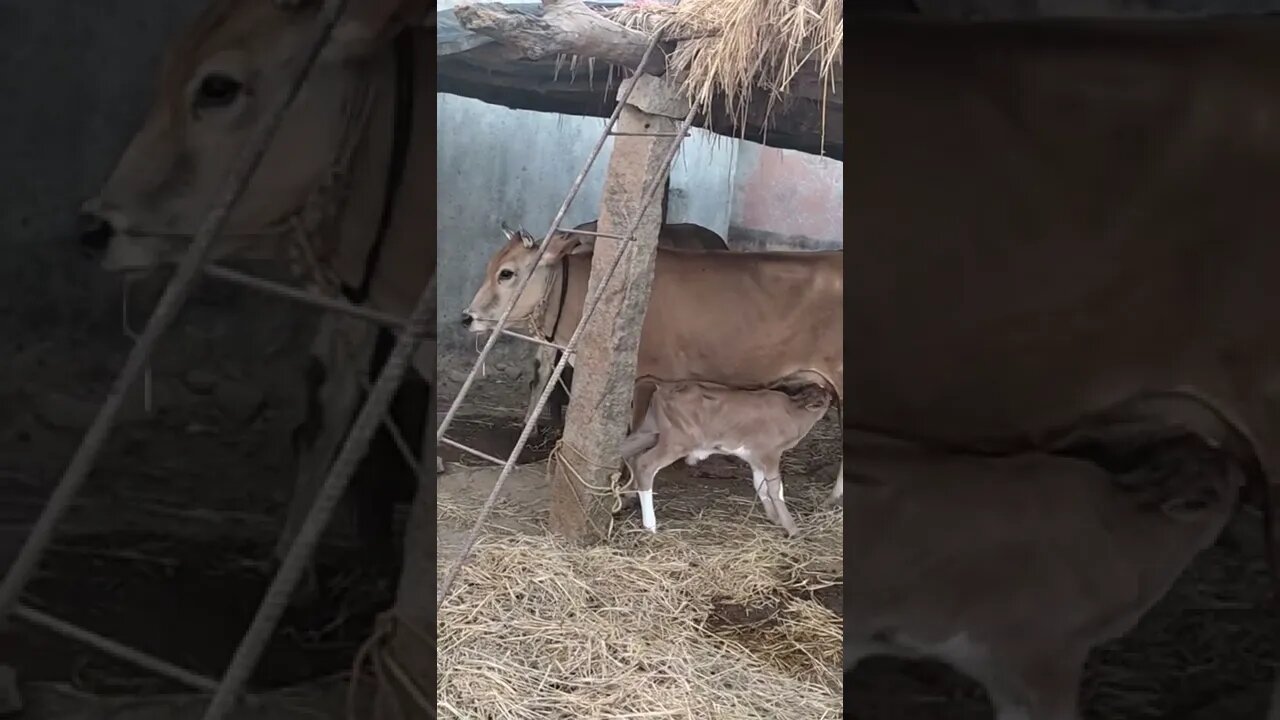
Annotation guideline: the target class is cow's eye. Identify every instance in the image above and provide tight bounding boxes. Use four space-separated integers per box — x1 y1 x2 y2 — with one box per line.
498 269 516 282
194 74 244 110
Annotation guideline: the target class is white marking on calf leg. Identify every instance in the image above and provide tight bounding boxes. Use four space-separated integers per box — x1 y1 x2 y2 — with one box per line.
752 467 779 522
766 475 798 536
638 489 656 532
633 457 662 533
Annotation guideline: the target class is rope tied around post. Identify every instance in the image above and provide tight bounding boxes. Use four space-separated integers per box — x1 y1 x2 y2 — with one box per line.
347 610 435 720
546 439 629 540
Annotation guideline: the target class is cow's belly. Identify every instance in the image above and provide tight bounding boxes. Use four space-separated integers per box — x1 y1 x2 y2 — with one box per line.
843 273 1220 446
634 337 841 396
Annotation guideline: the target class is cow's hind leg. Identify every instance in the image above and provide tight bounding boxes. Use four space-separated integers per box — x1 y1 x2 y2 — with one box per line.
825 399 844 507
825 464 844 507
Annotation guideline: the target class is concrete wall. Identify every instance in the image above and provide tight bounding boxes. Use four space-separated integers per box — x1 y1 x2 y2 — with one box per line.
728 143 843 252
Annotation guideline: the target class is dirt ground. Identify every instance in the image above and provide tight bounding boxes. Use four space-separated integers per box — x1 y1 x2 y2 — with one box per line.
0 274 397 717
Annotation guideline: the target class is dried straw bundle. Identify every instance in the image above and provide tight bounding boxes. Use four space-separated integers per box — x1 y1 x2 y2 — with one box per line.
611 0 842 139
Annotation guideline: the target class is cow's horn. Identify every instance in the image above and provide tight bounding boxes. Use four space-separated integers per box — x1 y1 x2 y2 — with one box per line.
519 229 537 249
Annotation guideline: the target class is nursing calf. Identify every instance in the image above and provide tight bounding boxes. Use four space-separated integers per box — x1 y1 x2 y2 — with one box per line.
618 379 832 535
846 431 1243 720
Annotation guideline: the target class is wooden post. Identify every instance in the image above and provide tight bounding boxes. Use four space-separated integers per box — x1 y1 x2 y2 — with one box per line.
549 75 689 541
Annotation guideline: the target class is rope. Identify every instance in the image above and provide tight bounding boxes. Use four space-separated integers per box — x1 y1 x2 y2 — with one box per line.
546 440 629 540
347 611 436 720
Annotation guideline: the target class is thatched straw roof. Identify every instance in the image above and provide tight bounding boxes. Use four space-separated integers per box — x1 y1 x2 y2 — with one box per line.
435 0 844 159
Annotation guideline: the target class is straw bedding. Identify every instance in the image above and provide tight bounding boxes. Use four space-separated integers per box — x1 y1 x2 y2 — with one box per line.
436 487 843 719
610 0 842 138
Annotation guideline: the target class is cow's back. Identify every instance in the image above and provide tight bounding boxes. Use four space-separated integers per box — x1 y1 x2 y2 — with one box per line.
559 249 843 391
845 19 1280 447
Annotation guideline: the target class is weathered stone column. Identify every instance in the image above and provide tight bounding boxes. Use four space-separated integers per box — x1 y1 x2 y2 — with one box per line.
550 74 688 541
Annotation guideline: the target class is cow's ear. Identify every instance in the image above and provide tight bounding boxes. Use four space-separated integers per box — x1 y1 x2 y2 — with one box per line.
538 231 583 266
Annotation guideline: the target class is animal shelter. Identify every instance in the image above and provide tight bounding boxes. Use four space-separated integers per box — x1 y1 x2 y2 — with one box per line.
435 0 845 717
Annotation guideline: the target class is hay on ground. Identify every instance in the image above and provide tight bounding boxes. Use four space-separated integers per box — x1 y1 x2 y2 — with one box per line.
437 487 843 719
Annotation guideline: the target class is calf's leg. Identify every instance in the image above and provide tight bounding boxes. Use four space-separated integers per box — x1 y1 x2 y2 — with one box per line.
612 382 660 513
757 455 797 536
631 445 682 532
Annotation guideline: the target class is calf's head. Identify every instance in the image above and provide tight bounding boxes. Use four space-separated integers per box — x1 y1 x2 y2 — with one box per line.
462 225 583 333
79 0 406 274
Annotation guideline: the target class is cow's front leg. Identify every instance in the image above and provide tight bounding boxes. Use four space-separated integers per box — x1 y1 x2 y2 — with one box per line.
278 315 371 601
524 345 557 431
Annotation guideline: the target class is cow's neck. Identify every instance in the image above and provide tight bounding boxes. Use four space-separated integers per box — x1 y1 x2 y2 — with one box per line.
308 30 411 307
544 254 591 345
336 28 435 320
336 30 416 307
534 257 571 342
281 28 427 319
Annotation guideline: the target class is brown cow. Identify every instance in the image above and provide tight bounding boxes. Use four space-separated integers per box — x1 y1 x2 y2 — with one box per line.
846 428 1243 720
618 378 833 536
463 227 845 504
846 18 1280 569
514 220 731 432
75 0 435 583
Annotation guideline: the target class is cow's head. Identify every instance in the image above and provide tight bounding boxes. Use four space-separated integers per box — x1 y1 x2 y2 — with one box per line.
462 224 585 333
79 0 406 274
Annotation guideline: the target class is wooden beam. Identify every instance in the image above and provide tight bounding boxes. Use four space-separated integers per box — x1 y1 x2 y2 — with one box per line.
455 0 666 75
549 75 687 541
438 49 844 159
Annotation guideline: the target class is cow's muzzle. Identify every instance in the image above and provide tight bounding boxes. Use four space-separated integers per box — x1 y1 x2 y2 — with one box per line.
77 212 114 256
460 312 474 328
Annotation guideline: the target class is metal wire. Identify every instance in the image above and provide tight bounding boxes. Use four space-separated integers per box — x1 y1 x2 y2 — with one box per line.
13 605 220 693
437 102 700 609
0 0 353 624
203 263 406 329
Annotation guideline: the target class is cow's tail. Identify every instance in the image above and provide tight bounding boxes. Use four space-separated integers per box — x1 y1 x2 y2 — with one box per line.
619 430 660 459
